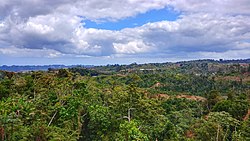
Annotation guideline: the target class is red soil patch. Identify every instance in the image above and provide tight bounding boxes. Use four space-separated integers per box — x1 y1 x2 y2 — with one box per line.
243 109 250 121
215 75 250 82
151 82 162 88
150 94 170 100
186 130 194 138
149 93 206 102
176 95 207 102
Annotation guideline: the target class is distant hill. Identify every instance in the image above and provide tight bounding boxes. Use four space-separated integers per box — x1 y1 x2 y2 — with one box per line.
176 58 250 64
0 65 94 72
0 59 249 72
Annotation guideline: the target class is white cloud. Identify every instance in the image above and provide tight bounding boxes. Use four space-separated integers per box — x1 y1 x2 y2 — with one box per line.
0 0 250 64
25 21 54 34
197 49 250 60
59 0 171 21
0 47 62 58
170 0 250 15
70 13 250 58
0 0 171 20
113 40 152 54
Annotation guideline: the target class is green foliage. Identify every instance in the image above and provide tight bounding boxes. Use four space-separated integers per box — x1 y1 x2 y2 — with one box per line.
88 105 111 139
213 99 249 120
57 69 71 78
194 112 240 141
233 119 250 140
0 61 249 140
116 120 149 141
162 98 204 140
0 79 13 100
206 90 220 110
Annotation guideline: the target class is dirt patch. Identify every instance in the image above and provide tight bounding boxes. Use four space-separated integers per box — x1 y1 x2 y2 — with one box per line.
185 130 194 138
243 109 250 121
149 93 206 102
151 82 162 88
176 95 207 102
215 75 250 82
150 94 170 100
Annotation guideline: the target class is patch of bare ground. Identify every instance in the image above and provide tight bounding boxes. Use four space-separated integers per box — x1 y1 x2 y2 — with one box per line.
215 74 250 82
149 93 207 102
176 94 207 102
149 94 170 100
243 109 250 121
151 82 162 88
185 130 194 138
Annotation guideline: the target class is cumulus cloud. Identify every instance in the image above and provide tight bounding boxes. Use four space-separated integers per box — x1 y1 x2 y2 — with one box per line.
0 47 62 58
170 0 250 15
113 40 152 54
0 0 170 20
0 0 250 64
71 13 250 57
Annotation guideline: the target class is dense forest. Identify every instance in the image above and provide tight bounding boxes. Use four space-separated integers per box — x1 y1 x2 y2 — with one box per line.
0 60 249 141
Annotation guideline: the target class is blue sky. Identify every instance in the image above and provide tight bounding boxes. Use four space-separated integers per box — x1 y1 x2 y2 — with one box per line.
0 0 250 65
84 8 180 30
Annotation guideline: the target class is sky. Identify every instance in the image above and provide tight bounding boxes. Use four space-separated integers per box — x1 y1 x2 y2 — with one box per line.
0 0 250 65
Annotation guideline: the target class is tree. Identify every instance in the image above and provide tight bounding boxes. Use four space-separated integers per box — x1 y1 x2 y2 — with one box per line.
232 119 250 140
194 112 240 141
213 99 249 120
206 90 220 111
116 120 149 141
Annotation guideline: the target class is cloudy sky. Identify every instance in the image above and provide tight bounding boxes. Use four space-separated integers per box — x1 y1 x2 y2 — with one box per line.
0 0 250 65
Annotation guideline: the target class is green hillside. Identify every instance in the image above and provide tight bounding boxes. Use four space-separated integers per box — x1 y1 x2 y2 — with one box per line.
0 60 249 141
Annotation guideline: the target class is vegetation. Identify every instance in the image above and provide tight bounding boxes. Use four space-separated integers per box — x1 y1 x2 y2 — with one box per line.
0 60 249 140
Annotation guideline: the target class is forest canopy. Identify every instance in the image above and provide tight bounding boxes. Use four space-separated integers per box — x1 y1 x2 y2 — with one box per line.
0 60 249 141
